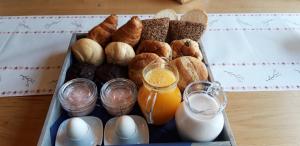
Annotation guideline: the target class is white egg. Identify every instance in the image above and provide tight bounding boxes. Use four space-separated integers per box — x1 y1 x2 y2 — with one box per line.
66 117 89 140
115 115 137 139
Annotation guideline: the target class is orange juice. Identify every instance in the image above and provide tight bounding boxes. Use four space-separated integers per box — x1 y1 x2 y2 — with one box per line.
138 67 182 125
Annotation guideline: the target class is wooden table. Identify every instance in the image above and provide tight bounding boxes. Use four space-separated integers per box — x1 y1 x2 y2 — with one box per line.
1 0 300 146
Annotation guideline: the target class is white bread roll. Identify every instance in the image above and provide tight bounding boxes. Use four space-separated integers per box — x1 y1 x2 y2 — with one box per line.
71 38 105 65
105 42 135 66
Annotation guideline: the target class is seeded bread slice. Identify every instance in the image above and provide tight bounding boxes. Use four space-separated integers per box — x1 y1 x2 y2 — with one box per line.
167 20 206 42
141 17 170 42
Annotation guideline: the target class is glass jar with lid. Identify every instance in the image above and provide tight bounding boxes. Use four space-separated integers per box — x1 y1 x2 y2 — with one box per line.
58 78 98 117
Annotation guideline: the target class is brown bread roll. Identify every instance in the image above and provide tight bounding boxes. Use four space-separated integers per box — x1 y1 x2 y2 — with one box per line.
136 40 172 59
170 56 208 91
128 53 165 86
87 14 118 47
112 16 143 47
105 42 135 66
171 39 203 60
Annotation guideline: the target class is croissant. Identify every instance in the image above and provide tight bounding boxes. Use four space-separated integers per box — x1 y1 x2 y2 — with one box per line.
87 14 118 47
112 16 143 47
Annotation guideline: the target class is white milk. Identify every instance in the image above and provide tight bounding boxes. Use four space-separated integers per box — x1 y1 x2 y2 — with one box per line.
175 93 224 142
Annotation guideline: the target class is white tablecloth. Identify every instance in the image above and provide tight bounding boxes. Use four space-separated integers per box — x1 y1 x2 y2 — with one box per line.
0 14 300 97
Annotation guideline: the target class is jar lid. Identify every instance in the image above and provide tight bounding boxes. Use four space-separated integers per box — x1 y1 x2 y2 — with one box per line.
59 78 97 111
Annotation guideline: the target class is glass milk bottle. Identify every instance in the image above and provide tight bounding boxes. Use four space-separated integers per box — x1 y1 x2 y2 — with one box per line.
138 62 182 125
175 81 227 142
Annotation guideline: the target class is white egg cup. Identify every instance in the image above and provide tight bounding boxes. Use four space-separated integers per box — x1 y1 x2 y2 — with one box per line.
55 116 103 146
104 115 149 145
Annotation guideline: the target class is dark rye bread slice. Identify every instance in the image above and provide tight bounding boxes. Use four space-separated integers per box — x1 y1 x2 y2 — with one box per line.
141 17 170 42
167 20 206 42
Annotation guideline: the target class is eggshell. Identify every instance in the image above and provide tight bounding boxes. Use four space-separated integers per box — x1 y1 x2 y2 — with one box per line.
66 117 89 140
115 115 137 139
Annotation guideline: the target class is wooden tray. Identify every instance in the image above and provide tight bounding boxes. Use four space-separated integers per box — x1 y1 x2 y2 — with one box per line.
38 34 236 146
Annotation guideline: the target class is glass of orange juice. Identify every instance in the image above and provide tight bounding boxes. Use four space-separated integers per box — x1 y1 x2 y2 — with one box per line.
138 62 182 125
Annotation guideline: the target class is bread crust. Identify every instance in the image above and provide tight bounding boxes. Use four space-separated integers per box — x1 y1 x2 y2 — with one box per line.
181 9 208 26
154 9 178 20
167 20 206 42
128 53 164 86
71 38 105 65
112 16 143 47
105 42 135 66
141 17 170 42
136 40 172 59
171 39 202 60
87 14 118 47
170 56 208 91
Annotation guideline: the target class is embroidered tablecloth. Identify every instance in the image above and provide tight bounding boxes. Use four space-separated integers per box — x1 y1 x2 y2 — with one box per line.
0 14 300 97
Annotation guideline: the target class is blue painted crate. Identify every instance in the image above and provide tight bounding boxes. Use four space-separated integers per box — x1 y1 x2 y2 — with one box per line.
38 34 236 146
